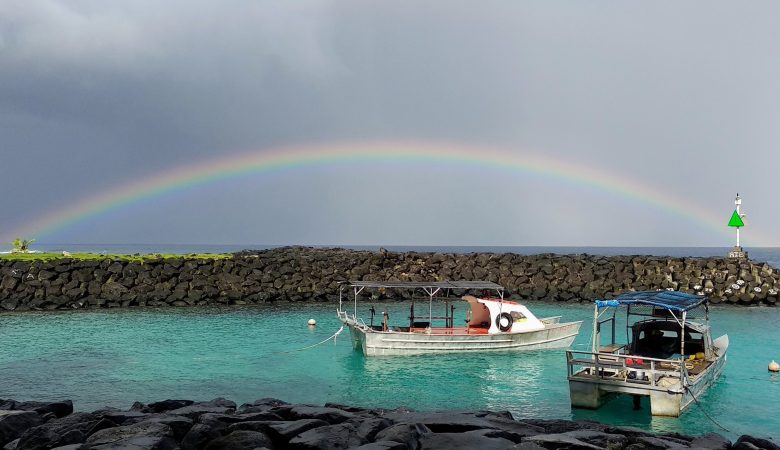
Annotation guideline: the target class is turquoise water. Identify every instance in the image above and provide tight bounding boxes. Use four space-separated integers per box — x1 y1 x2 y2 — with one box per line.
1 301 778 440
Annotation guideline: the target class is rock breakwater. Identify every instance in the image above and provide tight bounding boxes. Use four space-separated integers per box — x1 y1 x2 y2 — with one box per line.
1 247 778 311
1 397 776 450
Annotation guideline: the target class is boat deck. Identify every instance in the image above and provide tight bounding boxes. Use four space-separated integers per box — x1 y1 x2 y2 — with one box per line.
567 349 715 388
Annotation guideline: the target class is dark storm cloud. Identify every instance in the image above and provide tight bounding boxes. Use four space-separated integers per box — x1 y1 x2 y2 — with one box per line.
1 1 779 245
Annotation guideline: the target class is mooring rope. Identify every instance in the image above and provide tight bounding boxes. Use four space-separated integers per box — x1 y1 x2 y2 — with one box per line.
681 387 731 434
273 326 344 354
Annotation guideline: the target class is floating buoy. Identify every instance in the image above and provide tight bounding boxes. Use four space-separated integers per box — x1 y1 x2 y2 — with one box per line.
769 360 780 373
307 319 317 326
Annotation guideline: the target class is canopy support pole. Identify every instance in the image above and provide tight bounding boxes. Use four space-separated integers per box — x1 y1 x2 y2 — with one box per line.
592 303 599 352
353 286 365 318
680 311 687 358
422 287 441 327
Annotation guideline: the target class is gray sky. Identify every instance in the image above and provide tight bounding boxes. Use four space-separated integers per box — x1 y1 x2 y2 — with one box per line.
1 1 779 247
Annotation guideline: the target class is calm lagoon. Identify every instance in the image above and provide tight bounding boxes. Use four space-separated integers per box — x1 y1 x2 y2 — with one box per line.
1 300 778 440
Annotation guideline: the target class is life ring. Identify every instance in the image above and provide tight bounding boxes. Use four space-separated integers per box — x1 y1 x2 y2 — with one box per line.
495 312 513 332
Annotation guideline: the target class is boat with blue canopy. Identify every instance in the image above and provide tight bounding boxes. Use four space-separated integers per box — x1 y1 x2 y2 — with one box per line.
566 290 728 417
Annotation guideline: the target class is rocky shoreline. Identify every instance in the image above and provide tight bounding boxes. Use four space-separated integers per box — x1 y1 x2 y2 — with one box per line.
1 247 779 311
1 397 777 450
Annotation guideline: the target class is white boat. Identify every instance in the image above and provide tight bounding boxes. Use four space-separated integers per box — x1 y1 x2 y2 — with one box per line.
337 280 582 356
566 290 728 417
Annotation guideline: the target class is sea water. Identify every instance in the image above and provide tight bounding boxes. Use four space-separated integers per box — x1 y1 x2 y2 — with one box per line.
1 301 778 440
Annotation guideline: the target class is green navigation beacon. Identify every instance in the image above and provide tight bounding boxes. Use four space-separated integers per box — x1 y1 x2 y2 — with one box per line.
728 193 748 259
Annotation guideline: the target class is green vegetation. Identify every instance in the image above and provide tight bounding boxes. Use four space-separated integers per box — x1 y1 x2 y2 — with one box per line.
11 238 36 253
0 252 232 262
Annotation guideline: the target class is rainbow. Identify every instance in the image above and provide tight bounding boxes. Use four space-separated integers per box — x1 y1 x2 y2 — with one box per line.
1 141 760 245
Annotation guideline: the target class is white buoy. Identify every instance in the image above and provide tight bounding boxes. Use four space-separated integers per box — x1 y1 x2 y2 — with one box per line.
308 319 317 326
769 360 780 373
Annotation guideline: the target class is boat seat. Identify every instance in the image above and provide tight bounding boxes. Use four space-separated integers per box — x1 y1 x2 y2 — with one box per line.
411 321 430 328
599 343 625 353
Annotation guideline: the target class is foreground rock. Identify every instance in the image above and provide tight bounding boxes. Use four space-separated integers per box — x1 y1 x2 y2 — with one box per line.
0 398 777 450
1 247 779 310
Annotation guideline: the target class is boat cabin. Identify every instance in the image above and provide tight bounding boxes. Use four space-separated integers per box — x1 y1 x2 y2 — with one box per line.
463 295 545 334
629 319 712 361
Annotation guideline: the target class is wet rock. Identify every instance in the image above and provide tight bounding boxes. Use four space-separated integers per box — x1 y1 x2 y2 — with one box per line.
85 418 120 438
351 418 392 442
349 442 407 450
203 430 274 450
288 422 365 450
180 423 223 450
84 421 176 449
240 398 288 411
16 412 99 450
322 403 372 414
690 433 731 450
253 419 329 441
525 433 602 450
0 411 43 447
283 406 355 424
636 435 691 449
384 411 539 435
121 415 193 441
507 442 548 450
234 411 285 422
167 399 236 420
144 400 194 414
563 430 629 448
734 435 780 450
373 423 431 450
97 411 149 425
418 429 515 450
0 401 73 419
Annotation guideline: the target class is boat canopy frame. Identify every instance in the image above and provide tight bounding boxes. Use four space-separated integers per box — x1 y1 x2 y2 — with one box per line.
338 280 505 328
591 290 710 357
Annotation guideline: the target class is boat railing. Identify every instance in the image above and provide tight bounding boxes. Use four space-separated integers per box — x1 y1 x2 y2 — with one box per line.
566 349 687 391
336 309 370 331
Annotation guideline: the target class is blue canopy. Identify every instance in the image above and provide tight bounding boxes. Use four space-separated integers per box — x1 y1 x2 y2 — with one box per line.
595 290 707 312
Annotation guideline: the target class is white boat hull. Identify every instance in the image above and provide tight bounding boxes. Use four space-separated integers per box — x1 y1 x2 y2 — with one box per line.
343 319 582 356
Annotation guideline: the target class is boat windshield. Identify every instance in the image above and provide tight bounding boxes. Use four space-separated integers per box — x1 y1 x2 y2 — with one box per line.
630 321 706 360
